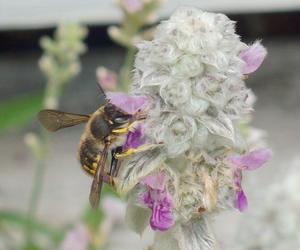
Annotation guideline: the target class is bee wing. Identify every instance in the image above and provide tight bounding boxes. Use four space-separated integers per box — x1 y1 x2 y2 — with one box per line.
38 109 90 132
89 143 109 209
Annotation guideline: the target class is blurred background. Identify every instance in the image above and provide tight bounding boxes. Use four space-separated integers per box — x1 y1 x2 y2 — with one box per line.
1 0 300 249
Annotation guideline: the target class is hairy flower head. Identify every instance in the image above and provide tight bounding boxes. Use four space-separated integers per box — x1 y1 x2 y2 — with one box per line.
115 6 269 248
131 6 265 157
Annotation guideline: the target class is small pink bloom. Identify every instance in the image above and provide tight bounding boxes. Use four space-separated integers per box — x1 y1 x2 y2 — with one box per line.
227 149 272 212
107 92 148 115
141 171 166 191
60 224 90 250
123 0 144 13
235 189 248 212
96 67 117 91
123 124 145 150
240 41 267 74
101 196 126 225
232 168 248 212
140 172 175 231
227 149 272 171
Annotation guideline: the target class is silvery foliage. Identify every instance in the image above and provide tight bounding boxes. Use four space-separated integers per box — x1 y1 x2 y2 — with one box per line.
152 216 219 250
132 7 253 156
234 159 300 250
117 6 261 250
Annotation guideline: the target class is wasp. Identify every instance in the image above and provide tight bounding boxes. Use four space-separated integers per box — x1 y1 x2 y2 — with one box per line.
38 87 147 209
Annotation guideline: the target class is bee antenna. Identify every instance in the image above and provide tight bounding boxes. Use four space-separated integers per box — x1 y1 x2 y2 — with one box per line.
96 82 108 103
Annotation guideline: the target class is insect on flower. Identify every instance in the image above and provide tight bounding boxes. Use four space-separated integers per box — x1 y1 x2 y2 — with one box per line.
38 84 149 209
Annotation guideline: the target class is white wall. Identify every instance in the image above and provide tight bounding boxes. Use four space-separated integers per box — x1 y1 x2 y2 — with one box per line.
1 0 300 30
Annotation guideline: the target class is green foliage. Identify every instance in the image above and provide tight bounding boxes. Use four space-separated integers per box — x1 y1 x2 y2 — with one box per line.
82 185 118 232
39 24 87 86
21 23 88 250
0 210 65 245
83 206 104 233
107 0 164 91
39 23 88 109
0 93 43 134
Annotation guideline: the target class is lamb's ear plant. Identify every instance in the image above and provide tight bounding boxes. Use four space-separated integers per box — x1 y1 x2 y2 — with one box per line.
98 0 164 92
110 6 272 249
23 23 87 249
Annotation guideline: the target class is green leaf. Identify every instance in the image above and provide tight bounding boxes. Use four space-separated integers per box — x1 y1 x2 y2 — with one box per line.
82 186 118 233
0 210 65 244
0 92 43 134
82 206 104 233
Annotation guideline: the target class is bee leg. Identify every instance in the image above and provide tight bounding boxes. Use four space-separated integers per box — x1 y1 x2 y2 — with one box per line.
114 144 157 159
91 154 101 170
84 168 115 187
81 154 101 176
112 121 141 135
110 146 123 176
82 164 96 176
111 127 129 135
101 173 115 187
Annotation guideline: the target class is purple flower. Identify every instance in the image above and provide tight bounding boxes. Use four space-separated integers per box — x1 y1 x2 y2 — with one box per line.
123 0 144 13
107 92 148 115
60 224 90 250
227 149 272 212
140 172 175 231
96 67 117 91
228 149 272 171
232 169 248 212
123 124 145 150
240 41 267 74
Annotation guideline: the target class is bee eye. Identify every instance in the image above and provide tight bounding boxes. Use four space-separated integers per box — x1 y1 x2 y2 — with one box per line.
113 116 130 124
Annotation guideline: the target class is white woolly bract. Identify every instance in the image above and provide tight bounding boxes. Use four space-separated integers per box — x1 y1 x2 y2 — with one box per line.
132 6 252 156
117 6 267 249
152 216 219 250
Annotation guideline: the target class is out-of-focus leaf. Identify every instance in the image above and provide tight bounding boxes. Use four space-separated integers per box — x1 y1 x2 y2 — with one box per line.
82 206 103 233
82 185 118 232
102 184 118 197
23 242 42 250
0 210 65 244
82 184 121 235
0 92 43 134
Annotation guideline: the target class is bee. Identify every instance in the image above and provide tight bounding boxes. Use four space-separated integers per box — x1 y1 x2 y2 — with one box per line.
38 88 146 209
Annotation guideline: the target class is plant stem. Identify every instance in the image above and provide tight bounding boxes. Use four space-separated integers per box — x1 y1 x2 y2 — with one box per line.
119 46 136 92
25 129 49 247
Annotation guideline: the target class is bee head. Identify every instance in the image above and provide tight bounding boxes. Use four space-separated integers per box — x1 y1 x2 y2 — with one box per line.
104 103 132 127
113 115 132 125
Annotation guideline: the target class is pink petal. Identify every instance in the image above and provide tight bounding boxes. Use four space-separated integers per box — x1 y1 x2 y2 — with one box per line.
141 189 153 206
101 197 125 225
234 189 248 212
233 169 242 187
107 92 148 114
240 41 267 74
123 124 145 150
150 203 175 231
228 149 272 171
60 224 90 250
141 172 167 191
140 172 175 231
123 0 144 13
96 67 117 91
